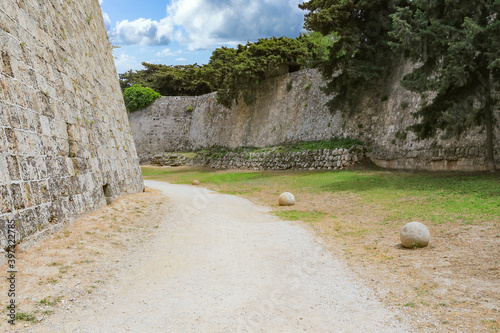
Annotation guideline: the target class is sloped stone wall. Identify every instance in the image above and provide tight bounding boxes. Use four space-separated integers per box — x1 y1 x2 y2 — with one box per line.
0 0 144 248
130 67 499 171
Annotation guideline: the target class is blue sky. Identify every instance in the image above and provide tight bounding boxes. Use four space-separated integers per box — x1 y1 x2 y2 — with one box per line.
98 0 307 74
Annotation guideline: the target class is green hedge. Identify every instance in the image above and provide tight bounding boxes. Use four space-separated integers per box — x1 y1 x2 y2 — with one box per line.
123 84 161 112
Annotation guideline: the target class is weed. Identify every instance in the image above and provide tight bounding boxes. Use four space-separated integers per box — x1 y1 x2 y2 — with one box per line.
15 311 36 322
86 12 93 25
39 296 63 307
46 278 58 284
395 130 407 141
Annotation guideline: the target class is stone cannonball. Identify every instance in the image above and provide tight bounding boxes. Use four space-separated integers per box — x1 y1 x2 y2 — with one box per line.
400 222 430 248
192 180 200 185
278 192 295 206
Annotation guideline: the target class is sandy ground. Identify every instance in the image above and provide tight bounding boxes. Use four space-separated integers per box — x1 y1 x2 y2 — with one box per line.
11 180 413 332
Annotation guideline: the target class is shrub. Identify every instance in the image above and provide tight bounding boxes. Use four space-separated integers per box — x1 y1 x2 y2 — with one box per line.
187 105 194 112
123 85 161 112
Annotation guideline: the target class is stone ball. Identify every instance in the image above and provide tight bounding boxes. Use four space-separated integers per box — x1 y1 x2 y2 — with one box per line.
278 192 295 206
400 222 430 248
192 180 200 185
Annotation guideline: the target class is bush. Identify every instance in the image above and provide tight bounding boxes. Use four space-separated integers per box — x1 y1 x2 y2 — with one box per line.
123 85 161 112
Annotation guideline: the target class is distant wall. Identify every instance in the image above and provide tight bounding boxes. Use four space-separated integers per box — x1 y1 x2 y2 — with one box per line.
130 68 499 171
0 0 144 248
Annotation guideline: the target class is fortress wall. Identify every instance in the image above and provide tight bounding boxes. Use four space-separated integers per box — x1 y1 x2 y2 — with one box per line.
130 69 499 171
0 0 144 248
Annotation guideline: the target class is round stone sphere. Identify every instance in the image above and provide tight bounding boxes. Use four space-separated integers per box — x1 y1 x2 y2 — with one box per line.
400 222 430 248
192 180 200 185
278 192 295 206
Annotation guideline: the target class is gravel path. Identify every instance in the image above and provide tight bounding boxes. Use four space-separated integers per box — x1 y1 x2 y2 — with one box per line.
36 180 411 332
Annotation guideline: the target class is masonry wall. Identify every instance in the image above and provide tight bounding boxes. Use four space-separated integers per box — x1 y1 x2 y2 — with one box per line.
0 0 144 248
130 69 500 171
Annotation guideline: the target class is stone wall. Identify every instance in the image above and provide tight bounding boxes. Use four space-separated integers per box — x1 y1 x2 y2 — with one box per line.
0 0 144 248
130 68 500 172
189 148 364 170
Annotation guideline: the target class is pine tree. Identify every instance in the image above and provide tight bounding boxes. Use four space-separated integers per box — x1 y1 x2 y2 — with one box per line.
390 0 500 171
299 0 409 114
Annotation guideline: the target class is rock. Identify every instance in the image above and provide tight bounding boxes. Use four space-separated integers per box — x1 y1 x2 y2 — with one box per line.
278 192 295 206
400 222 430 248
192 180 200 185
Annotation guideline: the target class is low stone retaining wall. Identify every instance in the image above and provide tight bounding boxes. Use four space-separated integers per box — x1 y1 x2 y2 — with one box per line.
186 147 365 170
152 154 189 166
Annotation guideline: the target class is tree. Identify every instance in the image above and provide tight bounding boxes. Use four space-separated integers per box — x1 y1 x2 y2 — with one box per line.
390 0 499 171
123 85 161 112
119 63 212 96
207 36 319 108
299 0 409 114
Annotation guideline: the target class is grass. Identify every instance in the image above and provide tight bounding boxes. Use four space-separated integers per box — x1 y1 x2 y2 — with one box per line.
142 166 499 225
38 296 63 307
15 311 37 322
273 210 328 223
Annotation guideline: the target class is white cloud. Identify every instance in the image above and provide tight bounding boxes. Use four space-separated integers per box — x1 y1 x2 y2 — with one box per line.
175 57 187 61
166 0 305 50
113 18 174 46
114 53 144 73
103 12 111 29
111 0 305 50
156 48 175 57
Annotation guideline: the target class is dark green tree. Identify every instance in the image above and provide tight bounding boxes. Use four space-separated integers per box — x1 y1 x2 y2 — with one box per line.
119 63 212 96
390 0 499 171
299 0 409 114
206 36 318 108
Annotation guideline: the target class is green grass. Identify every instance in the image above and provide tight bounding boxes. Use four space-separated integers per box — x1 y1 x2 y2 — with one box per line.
15 311 37 322
39 296 64 307
194 138 362 157
142 167 271 184
142 166 500 225
273 210 329 223
283 138 362 151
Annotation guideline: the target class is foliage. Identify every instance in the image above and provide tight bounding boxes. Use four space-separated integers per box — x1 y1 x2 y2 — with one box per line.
15 311 37 322
123 84 161 112
118 36 321 108
119 63 211 96
299 0 409 114
206 36 320 108
390 0 500 170
300 31 338 64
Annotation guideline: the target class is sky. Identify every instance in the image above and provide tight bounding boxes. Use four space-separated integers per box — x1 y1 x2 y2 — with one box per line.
98 0 307 74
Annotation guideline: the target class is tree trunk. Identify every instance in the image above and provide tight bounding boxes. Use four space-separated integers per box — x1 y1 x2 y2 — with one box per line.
485 93 496 172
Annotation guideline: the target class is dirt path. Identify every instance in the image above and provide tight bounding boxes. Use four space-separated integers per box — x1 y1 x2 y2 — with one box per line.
34 181 411 332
